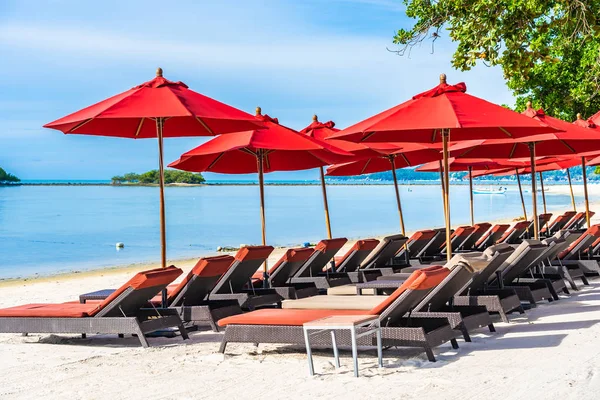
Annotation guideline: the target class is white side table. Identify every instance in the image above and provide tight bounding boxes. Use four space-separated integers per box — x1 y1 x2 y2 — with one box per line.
302 314 383 377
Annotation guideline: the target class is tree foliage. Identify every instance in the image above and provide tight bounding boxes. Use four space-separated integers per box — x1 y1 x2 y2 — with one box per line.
0 167 20 184
392 1 600 120
111 170 205 185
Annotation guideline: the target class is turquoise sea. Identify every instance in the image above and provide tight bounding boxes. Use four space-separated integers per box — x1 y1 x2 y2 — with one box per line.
0 182 583 279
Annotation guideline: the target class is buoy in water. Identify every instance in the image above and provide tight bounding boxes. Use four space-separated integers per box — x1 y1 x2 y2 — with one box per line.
116 242 124 249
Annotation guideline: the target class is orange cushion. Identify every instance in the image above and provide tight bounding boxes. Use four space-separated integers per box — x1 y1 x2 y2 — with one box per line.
314 238 348 253
251 247 313 282
559 225 600 259
410 230 436 242
0 303 97 318
368 267 449 315
235 246 274 262
217 308 368 327
167 256 233 302
332 239 379 268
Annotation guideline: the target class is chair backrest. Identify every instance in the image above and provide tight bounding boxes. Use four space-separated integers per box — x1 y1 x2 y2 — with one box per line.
441 225 476 253
371 267 450 324
526 213 553 238
268 248 314 286
575 212 595 229
170 255 234 306
93 266 183 317
420 228 448 257
360 234 408 269
396 230 439 260
559 225 600 260
563 212 585 230
460 223 492 251
294 238 348 277
542 211 577 234
210 246 274 294
336 239 380 273
476 224 509 249
497 221 530 244
466 243 515 291
539 238 570 264
415 261 476 311
499 240 548 283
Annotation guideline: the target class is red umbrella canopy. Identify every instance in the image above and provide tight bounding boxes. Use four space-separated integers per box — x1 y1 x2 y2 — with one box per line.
44 68 260 138
325 144 442 176
574 113 598 130
415 158 529 172
450 107 600 158
300 115 402 160
330 75 559 144
169 110 352 173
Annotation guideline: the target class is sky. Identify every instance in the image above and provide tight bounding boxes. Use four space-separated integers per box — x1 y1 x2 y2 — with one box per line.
0 0 514 181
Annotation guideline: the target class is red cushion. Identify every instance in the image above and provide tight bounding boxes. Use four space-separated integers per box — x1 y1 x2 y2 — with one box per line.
314 238 348 253
0 303 97 318
334 239 380 266
252 247 313 282
167 256 233 302
559 225 600 259
410 230 437 242
235 246 274 262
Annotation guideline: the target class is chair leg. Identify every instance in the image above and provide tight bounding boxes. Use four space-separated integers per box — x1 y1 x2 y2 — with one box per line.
461 327 471 342
488 323 496 333
178 323 189 341
424 347 436 362
518 305 526 314
499 311 509 324
219 340 228 354
450 338 459 349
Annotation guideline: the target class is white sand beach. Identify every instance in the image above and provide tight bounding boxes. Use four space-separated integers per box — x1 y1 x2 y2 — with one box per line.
2 199 600 400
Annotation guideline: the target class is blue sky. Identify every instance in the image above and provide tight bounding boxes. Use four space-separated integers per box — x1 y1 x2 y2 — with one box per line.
0 0 514 180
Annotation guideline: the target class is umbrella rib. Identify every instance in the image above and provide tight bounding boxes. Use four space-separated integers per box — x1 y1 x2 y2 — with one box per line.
68 118 93 133
360 159 371 175
206 152 226 171
399 153 410 167
509 143 518 158
431 129 437 143
135 118 145 137
195 117 216 135
559 139 577 153
240 147 258 157
361 131 376 142
499 127 513 137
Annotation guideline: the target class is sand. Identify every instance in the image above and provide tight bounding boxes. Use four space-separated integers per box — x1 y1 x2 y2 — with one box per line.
2 189 600 399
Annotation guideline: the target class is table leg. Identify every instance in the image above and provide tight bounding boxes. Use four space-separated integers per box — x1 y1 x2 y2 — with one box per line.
350 327 359 378
303 328 314 376
331 330 340 368
376 324 383 368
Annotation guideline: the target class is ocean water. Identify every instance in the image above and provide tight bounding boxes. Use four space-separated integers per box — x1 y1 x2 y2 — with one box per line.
0 183 581 278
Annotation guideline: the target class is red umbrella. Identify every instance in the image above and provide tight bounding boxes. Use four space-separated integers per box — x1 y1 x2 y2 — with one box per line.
300 115 388 239
169 108 351 284
326 144 442 235
451 105 600 234
44 68 259 262
44 68 260 306
331 74 557 260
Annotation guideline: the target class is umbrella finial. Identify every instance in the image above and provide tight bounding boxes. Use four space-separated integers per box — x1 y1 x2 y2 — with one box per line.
156 67 163 77
577 112 583 120
526 100 532 109
439 73 447 84
256 106 262 116
312 114 318 122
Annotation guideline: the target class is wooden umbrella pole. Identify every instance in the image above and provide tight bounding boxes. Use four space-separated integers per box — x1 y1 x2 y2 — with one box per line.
539 172 547 214
443 129 452 261
566 168 576 212
156 117 168 307
257 151 269 287
582 157 591 228
529 143 539 240
439 160 447 219
516 169 527 221
468 166 474 226
319 166 333 239
389 156 406 235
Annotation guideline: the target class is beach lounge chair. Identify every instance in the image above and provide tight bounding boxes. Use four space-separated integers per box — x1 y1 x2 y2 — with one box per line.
395 229 439 263
496 221 531 244
460 223 492 251
335 239 380 283
521 213 553 239
0 266 189 347
251 247 319 299
453 244 524 323
418 228 448 260
534 237 589 291
440 226 476 254
551 225 600 277
540 211 577 236
490 240 565 306
475 224 509 249
355 234 408 274
289 238 352 289
218 267 460 362
209 246 284 309
564 211 595 230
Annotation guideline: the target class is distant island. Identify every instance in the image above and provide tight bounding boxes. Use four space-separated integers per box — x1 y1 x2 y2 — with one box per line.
0 167 20 184
111 170 205 185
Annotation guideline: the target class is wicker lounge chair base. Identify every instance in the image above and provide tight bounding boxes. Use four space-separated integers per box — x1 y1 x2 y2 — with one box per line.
514 277 568 300
453 291 524 323
505 283 553 307
289 275 352 290
411 306 494 342
209 292 283 310
554 260 600 277
219 319 458 362
0 310 189 348
270 286 319 299
176 304 243 332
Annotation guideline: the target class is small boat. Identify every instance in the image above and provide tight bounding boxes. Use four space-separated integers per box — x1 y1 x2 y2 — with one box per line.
473 187 507 195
